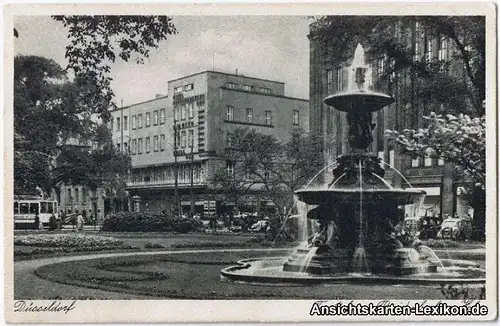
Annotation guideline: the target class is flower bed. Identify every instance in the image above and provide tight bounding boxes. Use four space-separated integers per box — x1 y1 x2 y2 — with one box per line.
14 234 124 248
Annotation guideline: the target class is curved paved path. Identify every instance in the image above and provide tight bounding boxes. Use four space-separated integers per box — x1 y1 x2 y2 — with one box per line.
14 248 289 300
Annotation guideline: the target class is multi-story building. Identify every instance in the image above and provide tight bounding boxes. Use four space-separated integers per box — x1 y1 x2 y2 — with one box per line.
110 70 309 215
56 137 106 222
309 18 476 219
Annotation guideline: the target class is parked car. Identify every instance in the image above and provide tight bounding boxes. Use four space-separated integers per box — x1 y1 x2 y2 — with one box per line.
249 220 270 232
402 216 439 240
437 217 473 240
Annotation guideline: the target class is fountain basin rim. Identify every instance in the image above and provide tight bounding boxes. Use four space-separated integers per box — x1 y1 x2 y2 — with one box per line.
294 188 426 195
221 257 486 286
323 91 395 112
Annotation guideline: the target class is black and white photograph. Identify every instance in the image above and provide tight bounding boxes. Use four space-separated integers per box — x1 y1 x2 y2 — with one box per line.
4 3 497 323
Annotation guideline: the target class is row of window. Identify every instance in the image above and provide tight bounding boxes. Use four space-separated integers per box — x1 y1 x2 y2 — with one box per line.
66 187 90 204
112 109 167 132
174 101 204 121
326 31 452 93
226 82 272 94
411 156 445 168
131 109 167 130
174 83 194 94
128 135 167 155
175 129 195 148
130 163 205 184
225 106 300 126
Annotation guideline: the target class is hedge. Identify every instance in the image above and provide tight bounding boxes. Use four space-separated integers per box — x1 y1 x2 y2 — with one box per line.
101 212 204 233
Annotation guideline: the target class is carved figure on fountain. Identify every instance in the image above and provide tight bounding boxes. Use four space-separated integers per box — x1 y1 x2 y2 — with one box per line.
330 155 386 189
347 109 375 150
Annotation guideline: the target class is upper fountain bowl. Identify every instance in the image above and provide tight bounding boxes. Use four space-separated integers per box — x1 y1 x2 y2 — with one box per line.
323 91 394 113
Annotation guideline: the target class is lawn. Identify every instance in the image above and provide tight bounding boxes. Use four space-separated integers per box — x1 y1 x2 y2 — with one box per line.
32 249 485 300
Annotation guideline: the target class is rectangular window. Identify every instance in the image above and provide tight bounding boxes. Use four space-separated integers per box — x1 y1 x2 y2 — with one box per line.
123 116 128 130
160 109 166 124
181 104 186 120
265 110 272 125
184 83 193 91
153 110 158 125
174 86 183 94
146 137 151 153
181 131 186 148
123 142 128 154
138 138 143 154
293 110 300 125
243 85 254 92
336 67 343 92
246 108 253 123
131 139 137 154
132 115 136 129
327 69 334 91
226 106 234 121
411 157 420 167
153 135 159 152
413 21 420 62
260 87 271 94
424 156 432 167
438 37 448 61
116 117 121 131
226 162 234 176
438 157 444 166
226 82 239 89
116 142 121 151
160 134 165 151
174 106 179 121
188 102 194 119
227 132 233 148
138 114 143 128
378 58 385 76
30 202 39 214
82 188 88 204
426 38 433 62
188 129 194 147
20 202 29 214
145 112 151 127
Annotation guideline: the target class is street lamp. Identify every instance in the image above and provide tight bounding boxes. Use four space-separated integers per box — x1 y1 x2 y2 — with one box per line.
173 122 181 216
185 141 195 217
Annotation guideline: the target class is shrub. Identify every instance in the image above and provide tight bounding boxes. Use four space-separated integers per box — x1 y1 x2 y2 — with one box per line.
144 242 166 249
101 212 204 233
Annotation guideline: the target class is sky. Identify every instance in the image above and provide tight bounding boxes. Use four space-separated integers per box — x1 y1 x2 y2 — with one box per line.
14 16 311 106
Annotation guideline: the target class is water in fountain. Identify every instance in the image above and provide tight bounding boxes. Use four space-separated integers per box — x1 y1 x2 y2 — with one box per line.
351 158 369 273
415 245 446 270
299 248 317 273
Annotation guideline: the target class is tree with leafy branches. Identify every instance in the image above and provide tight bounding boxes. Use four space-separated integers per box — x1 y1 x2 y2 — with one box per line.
310 16 484 115
14 16 177 196
215 128 324 220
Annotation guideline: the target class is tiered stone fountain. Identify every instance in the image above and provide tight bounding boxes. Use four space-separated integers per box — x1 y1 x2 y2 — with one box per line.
220 44 484 286
282 44 435 276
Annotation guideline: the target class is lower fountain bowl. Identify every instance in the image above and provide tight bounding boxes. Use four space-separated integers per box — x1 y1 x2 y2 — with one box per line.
221 257 485 286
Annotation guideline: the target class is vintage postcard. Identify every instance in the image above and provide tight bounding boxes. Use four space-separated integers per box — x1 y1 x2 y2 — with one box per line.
3 2 497 323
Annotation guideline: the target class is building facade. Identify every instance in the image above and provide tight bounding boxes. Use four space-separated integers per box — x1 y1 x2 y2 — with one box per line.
309 19 475 219
110 71 309 216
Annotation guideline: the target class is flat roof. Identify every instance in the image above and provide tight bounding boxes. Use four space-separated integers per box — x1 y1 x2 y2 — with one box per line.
109 95 169 112
220 87 309 102
168 70 285 85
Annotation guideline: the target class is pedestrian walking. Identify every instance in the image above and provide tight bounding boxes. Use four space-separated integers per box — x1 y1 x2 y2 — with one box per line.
76 213 84 232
